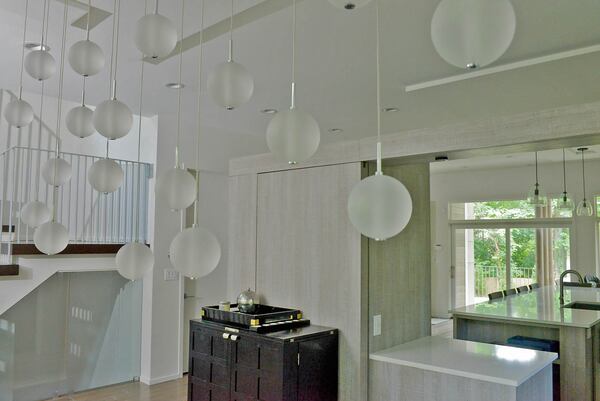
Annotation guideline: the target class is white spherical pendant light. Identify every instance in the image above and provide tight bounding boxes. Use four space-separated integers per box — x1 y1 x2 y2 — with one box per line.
66 105 95 138
155 167 196 211
208 60 254 110
24 50 56 81
116 242 154 280
34 221 69 255
266 108 321 164
348 173 413 241
88 158 124 193
170 226 221 279
68 40 105 76
328 0 372 10
93 99 133 140
42 157 72 187
20 201 51 228
431 0 516 69
4 98 34 128
134 13 178 59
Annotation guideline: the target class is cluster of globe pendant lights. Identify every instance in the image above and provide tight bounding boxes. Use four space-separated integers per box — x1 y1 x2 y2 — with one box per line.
6 0 519 273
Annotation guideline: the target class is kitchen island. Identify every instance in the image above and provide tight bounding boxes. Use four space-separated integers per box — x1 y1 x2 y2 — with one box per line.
453 286 600 401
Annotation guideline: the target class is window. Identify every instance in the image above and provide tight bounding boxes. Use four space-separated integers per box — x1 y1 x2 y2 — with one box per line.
450 199 571 307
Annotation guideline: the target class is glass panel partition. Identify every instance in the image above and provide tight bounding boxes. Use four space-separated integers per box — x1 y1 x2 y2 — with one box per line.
0 271 142 401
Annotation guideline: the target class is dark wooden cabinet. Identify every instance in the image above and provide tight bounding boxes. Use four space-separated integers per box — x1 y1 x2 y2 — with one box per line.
189 320 338 401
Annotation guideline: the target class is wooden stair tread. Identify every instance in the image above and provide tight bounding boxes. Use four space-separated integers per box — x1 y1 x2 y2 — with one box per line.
0 264 19 276
1 225 15 233
9 243 126 255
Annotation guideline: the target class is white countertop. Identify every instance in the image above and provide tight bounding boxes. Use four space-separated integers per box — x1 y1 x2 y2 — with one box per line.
453 286 600 328
370 336 557 386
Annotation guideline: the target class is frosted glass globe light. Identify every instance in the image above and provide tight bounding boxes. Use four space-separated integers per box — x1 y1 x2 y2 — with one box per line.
66 105 95 138
155 167 197 211
134 13 178 58
266 108 321 164
169 226 221 279
431 0 516 69
328 0 372 10
347 173 413 241
34 221 69 255
42 157 72 187
207 61 254 110
88 158 124 193
116 242 154 281
4 98 34 127
93 99 133 140
68 39 105 77
21 201 51 228
24 50 56 81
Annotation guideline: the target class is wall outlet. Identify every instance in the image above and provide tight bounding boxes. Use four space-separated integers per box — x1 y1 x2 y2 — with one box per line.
373 314 382 336
164 269 179 281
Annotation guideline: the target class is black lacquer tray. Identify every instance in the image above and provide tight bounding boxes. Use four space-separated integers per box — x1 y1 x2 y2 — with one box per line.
201 304 304 328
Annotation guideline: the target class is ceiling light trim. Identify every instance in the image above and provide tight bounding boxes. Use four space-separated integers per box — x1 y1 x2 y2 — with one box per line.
406 43 600 93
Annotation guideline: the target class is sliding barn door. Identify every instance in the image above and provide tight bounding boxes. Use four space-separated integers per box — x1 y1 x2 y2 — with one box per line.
255 162 365 401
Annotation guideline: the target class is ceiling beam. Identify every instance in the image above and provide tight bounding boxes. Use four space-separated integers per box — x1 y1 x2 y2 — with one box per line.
51 0 112 30
405 43 600 92
144 0 304 64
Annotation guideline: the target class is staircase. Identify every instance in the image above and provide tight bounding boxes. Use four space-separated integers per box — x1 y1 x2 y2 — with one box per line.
0 89 153 315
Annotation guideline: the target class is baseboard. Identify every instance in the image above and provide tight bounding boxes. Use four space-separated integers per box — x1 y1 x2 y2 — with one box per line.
140 373 183 386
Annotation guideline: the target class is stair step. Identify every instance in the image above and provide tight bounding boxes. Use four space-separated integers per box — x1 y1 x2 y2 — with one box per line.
0 264 19 276
1 225 15 233
3 243 126 256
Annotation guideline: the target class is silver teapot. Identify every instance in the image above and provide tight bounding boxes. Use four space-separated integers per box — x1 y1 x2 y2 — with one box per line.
237 288 259 314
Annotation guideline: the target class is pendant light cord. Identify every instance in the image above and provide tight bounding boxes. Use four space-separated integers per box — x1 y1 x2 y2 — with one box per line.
193 0 206 227
35 81 44 201
108 0 117 97
155 0 159 14
41 0 48 46
175 0 185 168
51 0 69 222
534 151 539 186
134 0 149 242
228 0 234 61
375 0 382 174
562 148 567 194
581 149 587 201
18 0 30 99
290 0 296 109
86 0 92 40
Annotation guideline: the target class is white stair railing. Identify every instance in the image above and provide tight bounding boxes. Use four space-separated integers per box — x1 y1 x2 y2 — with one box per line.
0 146 153 262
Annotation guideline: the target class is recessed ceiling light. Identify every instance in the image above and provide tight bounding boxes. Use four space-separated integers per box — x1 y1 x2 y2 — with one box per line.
165 83 185 89
24 42 50 51
260 108 278 114
328 128 344 134
383 107 399 113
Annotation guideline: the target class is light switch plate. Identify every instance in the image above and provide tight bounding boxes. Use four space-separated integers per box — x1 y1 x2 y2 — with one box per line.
164 269 179 281
373 314 382 336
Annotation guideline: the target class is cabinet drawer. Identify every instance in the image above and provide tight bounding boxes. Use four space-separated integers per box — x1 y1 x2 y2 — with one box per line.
192 329 229 360
191 357 229 385
189 380 230 401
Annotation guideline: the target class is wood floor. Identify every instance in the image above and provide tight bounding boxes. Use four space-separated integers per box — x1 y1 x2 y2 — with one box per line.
47 377 188 401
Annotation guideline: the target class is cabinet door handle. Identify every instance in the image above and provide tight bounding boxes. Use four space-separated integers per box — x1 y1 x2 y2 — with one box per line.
222 333 231 340
230 335 239 342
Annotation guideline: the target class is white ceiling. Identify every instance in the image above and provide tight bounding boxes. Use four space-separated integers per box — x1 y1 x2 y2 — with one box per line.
430 145 600 174
2 0 600 149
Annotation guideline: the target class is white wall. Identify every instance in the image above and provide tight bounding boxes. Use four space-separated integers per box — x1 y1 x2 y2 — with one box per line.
430 158 600 318
140 110 266 385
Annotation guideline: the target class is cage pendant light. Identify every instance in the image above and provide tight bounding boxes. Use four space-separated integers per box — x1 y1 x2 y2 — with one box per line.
347 0 413 241
116 0 154 281
170 0 221 279
266 0 320 164
25 0 56 81
5 0 34 128
527 152 547 208
207 0 254 110
557 148 574 213
93 0 133 141
155 0 196 211
35 0 71 256
576 148 594 217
